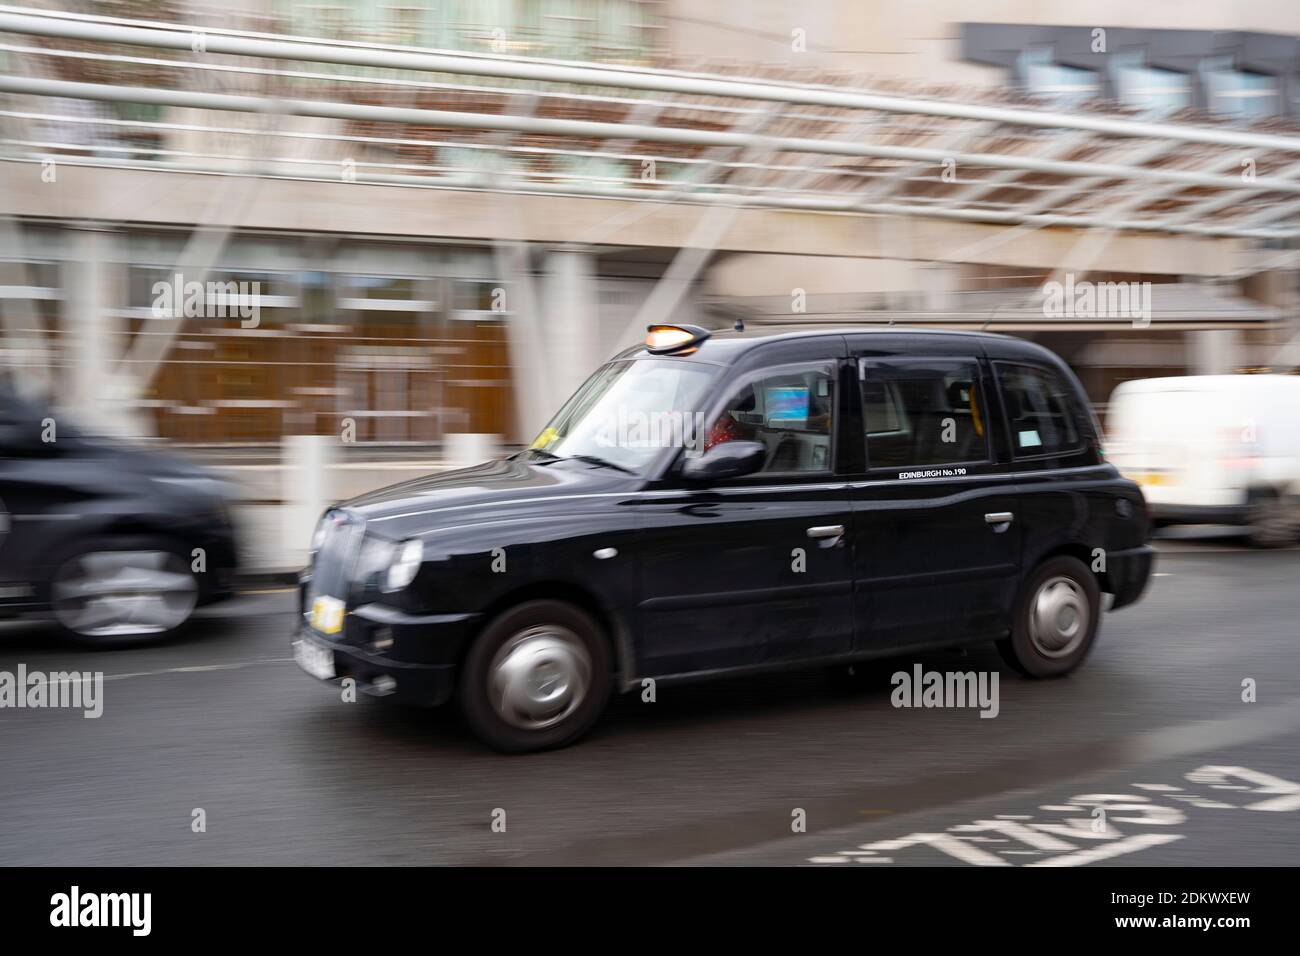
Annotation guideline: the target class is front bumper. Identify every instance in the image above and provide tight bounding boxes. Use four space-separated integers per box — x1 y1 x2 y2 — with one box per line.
293 600 480 707
1106 544 1155 611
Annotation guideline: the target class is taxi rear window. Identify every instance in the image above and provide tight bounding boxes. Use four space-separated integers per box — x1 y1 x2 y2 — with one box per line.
861 358 989 469
995 362 1083 458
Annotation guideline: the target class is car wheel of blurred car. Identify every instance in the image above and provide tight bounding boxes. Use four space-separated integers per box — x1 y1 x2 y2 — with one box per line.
458 599 612 753
1247 490 1296 549
49 536 199 647
996 556 1100 678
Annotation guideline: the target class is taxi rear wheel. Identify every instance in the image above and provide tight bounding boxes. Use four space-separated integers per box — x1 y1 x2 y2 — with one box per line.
996 556 1100 678
458 600 612 753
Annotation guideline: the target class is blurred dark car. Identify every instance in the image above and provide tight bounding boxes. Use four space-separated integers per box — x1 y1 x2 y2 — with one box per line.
0 389 240 645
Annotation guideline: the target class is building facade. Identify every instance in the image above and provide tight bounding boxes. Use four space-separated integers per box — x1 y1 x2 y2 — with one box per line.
1 0 1296 446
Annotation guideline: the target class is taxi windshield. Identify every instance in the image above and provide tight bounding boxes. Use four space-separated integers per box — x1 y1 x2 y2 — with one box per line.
526 358 718 474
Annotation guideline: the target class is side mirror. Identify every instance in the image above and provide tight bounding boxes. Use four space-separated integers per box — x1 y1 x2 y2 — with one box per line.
678 440 766 483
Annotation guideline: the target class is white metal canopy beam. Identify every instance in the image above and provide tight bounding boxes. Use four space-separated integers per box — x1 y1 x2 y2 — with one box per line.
2 75 1297 223
3 7 1300 154
2 152 1286 242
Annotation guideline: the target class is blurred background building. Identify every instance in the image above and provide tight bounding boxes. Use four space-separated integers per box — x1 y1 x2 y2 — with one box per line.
1 0 1297 465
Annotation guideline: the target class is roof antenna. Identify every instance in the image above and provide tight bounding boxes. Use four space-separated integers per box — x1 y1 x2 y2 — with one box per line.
733 315 745 332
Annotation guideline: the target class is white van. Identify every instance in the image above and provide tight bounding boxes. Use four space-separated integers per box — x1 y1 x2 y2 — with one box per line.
1106 375 1300 546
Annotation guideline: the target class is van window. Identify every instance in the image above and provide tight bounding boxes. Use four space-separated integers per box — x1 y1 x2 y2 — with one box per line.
705 365 834 473
996 363 1082 457
861 359 989 469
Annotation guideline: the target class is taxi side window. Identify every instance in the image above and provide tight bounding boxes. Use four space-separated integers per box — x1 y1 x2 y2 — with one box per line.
861 359 989 469
705 366 834 474
995 363 1081 457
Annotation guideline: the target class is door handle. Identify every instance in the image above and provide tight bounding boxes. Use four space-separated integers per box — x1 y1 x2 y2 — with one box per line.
807 525 845 539
984 512 1014 525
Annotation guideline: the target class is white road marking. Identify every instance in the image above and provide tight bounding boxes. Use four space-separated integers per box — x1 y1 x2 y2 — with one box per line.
1169 794 1237 809
1025 833 1184 867
855 833 1012 867
951 819 1074 852
807 762 1300 867
96 659 294 682
1189 766 1300 811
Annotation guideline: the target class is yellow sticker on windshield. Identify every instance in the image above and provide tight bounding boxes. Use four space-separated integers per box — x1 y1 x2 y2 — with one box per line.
531 427 559 450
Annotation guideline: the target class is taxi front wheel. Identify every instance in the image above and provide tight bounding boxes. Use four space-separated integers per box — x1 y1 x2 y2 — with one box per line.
996 556 1100 678
458 599 612 753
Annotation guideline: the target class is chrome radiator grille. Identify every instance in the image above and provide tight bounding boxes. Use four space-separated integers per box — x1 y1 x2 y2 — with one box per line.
307 511 364 602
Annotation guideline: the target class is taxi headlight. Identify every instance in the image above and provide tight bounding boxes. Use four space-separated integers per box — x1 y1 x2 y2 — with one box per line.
384 538 423 592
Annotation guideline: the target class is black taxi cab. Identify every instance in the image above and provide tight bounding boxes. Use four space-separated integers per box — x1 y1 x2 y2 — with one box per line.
294 324 1154 752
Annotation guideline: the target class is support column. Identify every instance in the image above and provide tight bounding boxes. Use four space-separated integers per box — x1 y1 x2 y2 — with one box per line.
281 434 334 570
494 242 548 444
64 223 144 436
542 245 601 412
1188 329 1244 375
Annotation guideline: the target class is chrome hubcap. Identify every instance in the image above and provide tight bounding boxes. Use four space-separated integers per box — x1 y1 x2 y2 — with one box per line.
1027 574 1089 659
52 550 198 637
488 625 591 731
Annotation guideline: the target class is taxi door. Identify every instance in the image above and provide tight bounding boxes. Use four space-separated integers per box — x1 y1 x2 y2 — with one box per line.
635 343 856 676
848 337 1021 651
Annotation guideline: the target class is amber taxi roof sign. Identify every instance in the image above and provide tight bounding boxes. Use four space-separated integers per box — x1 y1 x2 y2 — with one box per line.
645 324 711 355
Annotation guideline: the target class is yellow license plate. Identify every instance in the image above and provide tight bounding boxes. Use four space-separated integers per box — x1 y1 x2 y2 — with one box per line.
310 595 345 635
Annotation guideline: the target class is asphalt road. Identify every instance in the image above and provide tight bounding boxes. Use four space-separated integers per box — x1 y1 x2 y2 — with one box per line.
2 538 1299 867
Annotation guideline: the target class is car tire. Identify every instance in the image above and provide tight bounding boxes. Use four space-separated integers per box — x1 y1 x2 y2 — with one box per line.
457 600 612 753
996 556 1100 678
1247 490 1296 549
47 535 200 647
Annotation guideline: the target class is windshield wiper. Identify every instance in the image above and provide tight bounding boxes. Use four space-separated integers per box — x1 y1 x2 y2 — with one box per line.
520 447 564 464
567 453 636 475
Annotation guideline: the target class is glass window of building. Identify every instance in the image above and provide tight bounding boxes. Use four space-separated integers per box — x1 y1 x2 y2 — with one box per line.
1201 57 1279 118
1018 48 1100 107
451 279 509 319
0 260 60 326
1112 51 1191 115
